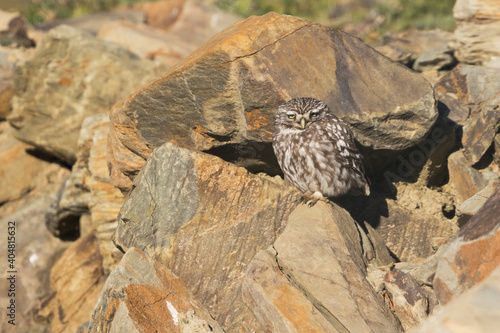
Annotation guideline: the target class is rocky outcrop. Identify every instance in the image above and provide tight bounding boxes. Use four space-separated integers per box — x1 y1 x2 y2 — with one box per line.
433 189 500 305
113 142 300 331
243 202 400 333
8 25 166 164
89 247 223 333
108 12 436 191
453 0 500 65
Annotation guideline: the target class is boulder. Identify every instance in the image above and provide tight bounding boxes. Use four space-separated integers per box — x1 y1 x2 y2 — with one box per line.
89 247 223 333
433 189 500 305
113 142 301 331
411 265 500 333
108 12 436 191
413 43 456 73
453 0 500 64
35 232 106 333
8 24 167 164
456 180 499 226
243 202 401 333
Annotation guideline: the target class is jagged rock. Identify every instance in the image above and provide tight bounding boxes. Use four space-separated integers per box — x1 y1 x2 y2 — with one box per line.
113 142 301 331
456 180 499 226
89 247 223 333
46 114 125 271
413 43 456 72
243 202 401 333
447 149 489 205
36 9 146 34
411 265 500 333
35 232 106 333
433 189 500 305
453 0 500 64
0 195 70 333
383 269 431 331
108 12 436 191
8 24 166 164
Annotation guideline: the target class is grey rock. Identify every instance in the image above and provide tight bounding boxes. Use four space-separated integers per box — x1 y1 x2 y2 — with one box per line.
456 180 499 226
8 24 166 164
113 142 301 331
413 43 456 72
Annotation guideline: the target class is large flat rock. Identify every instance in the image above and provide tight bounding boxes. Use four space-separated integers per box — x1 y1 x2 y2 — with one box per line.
108 12 436 191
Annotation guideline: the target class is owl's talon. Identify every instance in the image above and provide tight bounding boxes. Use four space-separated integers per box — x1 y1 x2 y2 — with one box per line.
300 191 327 207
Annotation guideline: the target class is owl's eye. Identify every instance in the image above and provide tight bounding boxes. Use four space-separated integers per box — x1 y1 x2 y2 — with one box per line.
311 112 320 118
287 113 296 119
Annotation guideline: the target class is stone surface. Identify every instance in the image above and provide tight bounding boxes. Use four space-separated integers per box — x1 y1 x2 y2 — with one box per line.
413 43 456 72
457 180 499 226
108 12 436 191
377 29 453 63
133 0 185 30
8 24 167 164
411 265 500 333
453 0 500 64
243 202 401 333
89 247 223 333
383 269 431 331
114 142 301 331
433 189 500 305
35 232 106 333
447 149 489 205
0 195 69 333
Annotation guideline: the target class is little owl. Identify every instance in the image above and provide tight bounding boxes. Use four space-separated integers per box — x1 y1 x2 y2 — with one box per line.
273 97 370 205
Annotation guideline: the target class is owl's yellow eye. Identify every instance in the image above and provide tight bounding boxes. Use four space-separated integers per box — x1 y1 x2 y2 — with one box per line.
287 113 296 119
311 112 319 117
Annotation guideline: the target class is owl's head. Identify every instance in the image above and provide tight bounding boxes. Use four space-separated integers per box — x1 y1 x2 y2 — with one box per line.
275 97 330 131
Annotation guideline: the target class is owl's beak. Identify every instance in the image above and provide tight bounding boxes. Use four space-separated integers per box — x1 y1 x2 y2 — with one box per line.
300 118 306 129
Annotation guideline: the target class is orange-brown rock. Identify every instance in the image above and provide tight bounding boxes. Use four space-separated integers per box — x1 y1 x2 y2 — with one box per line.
89 247 223 333
433 189 500 305
113 142 301 331
35 232 106 333
108 12 436 191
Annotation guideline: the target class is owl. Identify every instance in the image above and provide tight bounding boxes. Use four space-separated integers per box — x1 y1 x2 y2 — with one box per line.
272 97 370 205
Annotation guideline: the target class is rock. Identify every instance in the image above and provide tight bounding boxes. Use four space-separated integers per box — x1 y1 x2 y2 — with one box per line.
36 9 146 35
462 97 500 166
89 247 223 333
0 11 34 47
377 29 453 64
375 44 413 66
433 189 500 305
413 43 456 72
383 269 431 331
34 232 105 333
113 142 301 331
0 195 69 333
453 0 500 64
8 25 167 164
447 149 489 205
108 12 436 191
495 133 500 165
133 0 185 29
456 180 499 226
411 265 500 333
0 122 70 208
243 202 401 333
46 114 125 271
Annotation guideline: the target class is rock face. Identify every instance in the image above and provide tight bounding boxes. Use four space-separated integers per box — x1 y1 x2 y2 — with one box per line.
89 247 223 333
411 265 500 333
113 142 301 331
243 202 401 333
453 0 500 64
8 24 166 164
433 189 500 305
108 12 436 191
